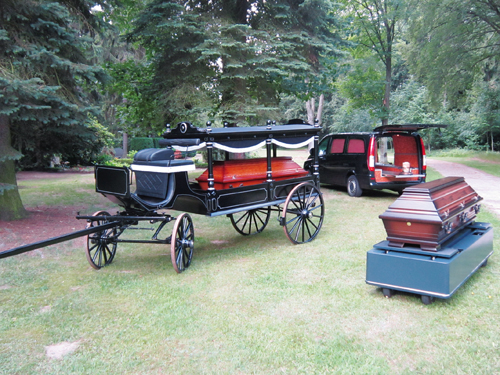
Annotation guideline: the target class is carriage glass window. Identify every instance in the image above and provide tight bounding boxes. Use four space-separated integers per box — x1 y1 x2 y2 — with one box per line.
330 138 345 154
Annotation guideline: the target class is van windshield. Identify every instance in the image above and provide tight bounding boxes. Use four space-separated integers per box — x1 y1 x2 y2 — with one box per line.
318 138 329 156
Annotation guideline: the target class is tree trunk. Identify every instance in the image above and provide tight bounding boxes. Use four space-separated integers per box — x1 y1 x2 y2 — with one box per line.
306 97 315 125
382 55 391 126
122 132 128 158
306 94 324 125
379 48 392 160
0 115 28 221
317 94 324 126
305 95 324 151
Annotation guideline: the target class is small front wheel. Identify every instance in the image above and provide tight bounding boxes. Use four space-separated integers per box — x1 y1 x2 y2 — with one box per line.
171 213 194 273
85 211 117 270
282 182 324 244
347 175 362 197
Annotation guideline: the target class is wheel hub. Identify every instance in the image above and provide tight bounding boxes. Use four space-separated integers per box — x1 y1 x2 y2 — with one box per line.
181 239 193 248
301 209 312 219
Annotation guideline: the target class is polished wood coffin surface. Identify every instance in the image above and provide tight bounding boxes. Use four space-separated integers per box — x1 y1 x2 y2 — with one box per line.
379 177 483 251
196 157 308 190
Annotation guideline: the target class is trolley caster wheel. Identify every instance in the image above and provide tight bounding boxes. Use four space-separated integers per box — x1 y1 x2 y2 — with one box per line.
229 207 271 236
171 213 194 273
282 182 325 244
421 295 435 305
85 211 117 270
382 288 395 298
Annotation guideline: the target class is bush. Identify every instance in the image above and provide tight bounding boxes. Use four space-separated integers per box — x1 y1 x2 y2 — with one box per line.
94 154 114 165
102 150 137 167
129 137 163 151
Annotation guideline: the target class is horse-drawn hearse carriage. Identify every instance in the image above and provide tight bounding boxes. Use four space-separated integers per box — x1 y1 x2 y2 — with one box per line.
1 120 325 273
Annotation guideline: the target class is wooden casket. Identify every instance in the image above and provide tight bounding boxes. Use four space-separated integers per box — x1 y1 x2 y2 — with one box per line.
379 176 483 251
196 157 308 190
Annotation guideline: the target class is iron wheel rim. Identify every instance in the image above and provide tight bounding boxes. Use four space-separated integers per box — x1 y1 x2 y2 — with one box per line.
85 211 117 270
282 182 324 244
171 213 194 273
229 207 271 235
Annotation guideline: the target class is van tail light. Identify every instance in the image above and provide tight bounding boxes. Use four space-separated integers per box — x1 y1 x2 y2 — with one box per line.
420 137 427 171
368 137 376 172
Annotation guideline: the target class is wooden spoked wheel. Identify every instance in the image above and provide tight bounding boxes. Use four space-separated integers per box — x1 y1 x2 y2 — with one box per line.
85 211 117 270
282 182 325 244
171 213 194 273
229 207 271 236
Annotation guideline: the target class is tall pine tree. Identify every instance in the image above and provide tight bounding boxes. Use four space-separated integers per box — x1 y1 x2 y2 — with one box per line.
0 0 111 220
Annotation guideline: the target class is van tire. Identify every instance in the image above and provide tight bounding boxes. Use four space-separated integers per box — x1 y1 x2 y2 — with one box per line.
347 175 362 197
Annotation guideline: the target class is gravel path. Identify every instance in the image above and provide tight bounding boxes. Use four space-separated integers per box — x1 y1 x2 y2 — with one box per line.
427 158 500 218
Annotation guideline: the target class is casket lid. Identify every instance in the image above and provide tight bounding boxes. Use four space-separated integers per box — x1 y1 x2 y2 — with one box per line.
402 176 465 194
382 177 482 218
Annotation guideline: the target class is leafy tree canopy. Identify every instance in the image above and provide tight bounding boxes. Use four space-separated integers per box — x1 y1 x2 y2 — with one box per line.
126 0 345 130
405 0 500 109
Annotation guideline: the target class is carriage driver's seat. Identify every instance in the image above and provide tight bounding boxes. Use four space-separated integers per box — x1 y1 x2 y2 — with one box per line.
129 148 195 208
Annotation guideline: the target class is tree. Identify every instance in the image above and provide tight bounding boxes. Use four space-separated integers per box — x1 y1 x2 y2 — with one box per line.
336 50 386 117
0 0 111 220
406 0 500 104
405 0 500 149
0 115 25 220
341 0 407 125
91 0 152 156
127 0 344 130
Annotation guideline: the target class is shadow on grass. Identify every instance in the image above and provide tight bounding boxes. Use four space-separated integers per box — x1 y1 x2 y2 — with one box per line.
319 184 400 199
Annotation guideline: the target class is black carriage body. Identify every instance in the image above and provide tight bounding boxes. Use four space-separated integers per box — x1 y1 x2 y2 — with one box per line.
96 120 322 217
1 120 324 272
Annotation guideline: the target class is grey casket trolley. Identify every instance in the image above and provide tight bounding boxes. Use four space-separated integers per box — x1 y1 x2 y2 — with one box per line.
71 120 323 273
366 177 493 304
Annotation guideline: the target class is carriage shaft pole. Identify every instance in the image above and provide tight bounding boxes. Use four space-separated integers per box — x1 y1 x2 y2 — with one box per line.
0 221 119 260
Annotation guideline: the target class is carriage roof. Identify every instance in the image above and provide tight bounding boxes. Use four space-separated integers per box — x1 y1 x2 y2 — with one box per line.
159 120 321 153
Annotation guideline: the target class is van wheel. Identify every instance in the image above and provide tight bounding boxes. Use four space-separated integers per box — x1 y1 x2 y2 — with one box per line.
347 175 362 197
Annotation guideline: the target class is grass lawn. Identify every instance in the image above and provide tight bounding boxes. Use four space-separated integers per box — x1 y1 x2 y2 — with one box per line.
0 163 499 374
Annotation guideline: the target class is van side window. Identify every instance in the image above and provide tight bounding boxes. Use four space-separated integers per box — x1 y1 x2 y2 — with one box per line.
330 138 345 153
347 139 365 153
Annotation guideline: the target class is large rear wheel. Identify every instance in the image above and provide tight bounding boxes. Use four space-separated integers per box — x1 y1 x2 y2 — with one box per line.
171 213 194 273
85 211 117 270
229 207 271 236
282 182 324 244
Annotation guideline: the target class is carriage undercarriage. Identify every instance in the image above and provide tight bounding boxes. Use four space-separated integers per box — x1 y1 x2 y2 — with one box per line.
84 177 324 273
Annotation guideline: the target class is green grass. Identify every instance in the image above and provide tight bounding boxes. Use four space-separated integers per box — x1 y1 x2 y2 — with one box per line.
18 173 101 208
0 167 499 374
429 149 500 177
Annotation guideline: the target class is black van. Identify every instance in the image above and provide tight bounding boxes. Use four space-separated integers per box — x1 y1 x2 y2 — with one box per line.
304 124 446 197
